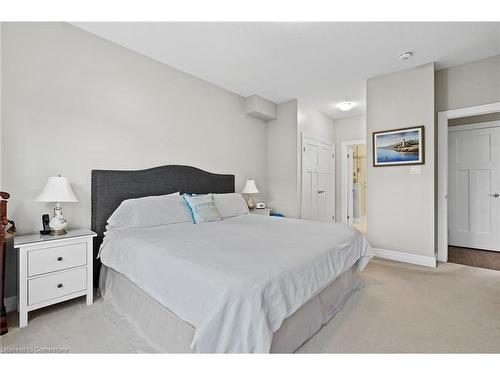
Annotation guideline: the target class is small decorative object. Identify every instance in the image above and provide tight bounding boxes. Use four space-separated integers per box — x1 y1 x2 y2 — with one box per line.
36 176 79 235
40 214 51 235
242 179 259 210
373 126 425 167
256 201 266 209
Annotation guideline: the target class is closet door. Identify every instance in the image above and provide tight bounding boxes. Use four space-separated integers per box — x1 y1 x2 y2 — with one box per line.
301 135 335 221
448 125 500 251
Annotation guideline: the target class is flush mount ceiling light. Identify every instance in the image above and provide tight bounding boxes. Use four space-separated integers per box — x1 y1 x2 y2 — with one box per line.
399 51 413 62
336 101 355 111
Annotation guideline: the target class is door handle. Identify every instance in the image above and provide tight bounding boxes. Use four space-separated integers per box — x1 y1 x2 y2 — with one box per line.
317 190 325 194
489 193 500 198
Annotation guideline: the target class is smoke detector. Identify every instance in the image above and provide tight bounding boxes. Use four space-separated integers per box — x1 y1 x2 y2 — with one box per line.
399 52 413 62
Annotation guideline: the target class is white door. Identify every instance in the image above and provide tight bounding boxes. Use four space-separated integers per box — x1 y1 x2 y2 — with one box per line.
301 135 335 221
448 125 500 251
346 147 354 226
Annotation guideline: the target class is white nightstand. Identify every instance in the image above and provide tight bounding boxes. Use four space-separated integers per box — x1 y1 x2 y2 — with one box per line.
250 208 272 216
13 228 96 328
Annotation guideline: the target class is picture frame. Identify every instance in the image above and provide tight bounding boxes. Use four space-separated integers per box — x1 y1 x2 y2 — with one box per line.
372 126 425 167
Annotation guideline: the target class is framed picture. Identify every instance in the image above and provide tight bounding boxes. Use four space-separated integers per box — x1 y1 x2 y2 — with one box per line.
372 126 425 167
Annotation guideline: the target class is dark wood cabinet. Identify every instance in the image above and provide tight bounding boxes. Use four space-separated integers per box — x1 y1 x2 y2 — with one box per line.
1 191 11 335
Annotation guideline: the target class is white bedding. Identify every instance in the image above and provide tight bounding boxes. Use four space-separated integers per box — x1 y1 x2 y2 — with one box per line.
99 214 373 353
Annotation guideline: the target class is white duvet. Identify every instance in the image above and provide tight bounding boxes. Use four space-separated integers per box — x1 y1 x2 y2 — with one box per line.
99 214 373 353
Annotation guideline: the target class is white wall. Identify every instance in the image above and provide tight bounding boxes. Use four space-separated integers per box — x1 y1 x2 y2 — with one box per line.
267 100 335 218
267 100 298 217
297 101 335 142
332 115 366 222
0 22 2 188
435 55 500 112
366 63 435 259
1 22 269 235
0 23 14 301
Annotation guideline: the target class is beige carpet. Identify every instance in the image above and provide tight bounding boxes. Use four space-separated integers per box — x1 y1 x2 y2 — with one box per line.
1 258 499 353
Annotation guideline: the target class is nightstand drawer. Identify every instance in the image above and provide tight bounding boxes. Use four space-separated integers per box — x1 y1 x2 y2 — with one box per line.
250 208 271 216
28 242 87 276
28 267 87 306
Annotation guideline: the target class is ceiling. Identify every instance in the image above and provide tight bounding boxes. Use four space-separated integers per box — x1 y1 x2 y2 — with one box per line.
73 22 500 119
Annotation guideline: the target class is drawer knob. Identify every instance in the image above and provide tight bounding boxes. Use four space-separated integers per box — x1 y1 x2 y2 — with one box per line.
57 256 63 261
57 283 63 288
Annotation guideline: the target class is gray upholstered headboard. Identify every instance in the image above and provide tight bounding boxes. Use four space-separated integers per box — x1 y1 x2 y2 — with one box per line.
91 165 235 285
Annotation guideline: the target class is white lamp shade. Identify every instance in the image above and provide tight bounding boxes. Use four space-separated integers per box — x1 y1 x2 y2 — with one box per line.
36 176 79 203
242 179 259 194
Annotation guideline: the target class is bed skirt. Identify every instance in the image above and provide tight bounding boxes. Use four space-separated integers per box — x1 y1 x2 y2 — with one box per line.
99 264 363 353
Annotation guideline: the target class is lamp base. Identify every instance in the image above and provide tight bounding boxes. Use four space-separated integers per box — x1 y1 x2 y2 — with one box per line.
49 205 68 235
247 194 255 210
50 228 67 236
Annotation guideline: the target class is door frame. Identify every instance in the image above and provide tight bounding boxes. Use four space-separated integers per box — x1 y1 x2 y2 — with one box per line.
437 102 500 262
341 139 366 225
447 120 500 251
300 132 336 220
448 120 500 134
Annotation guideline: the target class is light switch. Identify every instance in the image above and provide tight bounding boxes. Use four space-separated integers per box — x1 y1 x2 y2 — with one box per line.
410 166 422 175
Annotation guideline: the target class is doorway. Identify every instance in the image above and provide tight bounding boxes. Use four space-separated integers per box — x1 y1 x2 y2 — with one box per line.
342 139 367 235
301 133 335 221
448 121 500 251
437 101 500 264
447 120 500 270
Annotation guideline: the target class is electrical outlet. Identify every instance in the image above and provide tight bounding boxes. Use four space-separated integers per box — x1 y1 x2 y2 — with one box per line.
410 166 422 175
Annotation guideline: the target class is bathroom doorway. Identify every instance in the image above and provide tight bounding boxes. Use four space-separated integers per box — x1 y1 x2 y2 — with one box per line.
342 140 367 235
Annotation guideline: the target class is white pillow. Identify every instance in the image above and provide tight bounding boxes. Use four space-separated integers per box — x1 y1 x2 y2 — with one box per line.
213 193 249 218
107 193 191 229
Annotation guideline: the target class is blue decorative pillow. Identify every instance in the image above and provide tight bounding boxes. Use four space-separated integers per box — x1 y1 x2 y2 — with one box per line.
182 194 222 224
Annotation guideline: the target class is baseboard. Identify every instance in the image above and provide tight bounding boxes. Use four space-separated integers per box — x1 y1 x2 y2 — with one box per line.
373 248 437 268
4 296 17 313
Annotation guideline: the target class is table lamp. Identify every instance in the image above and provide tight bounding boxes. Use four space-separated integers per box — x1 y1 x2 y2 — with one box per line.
242 179 259 210
36 176 78 235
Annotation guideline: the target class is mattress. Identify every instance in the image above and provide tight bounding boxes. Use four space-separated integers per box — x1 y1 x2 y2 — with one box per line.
99 214 373 352
99 264 364 353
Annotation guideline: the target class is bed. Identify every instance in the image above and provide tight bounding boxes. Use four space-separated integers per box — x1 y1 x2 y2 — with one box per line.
92 165 373 353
